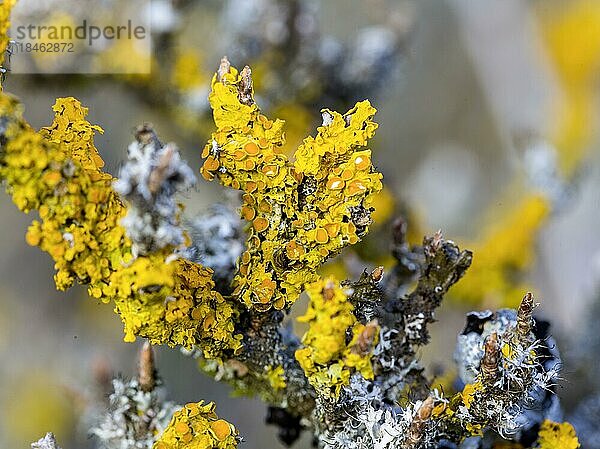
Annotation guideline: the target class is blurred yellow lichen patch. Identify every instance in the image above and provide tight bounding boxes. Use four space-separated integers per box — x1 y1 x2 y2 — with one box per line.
538 0 600 176
295 277 378 398
93 37 151 75
450 195 550 308
265 365 286 391
171 49 208 92
271 103 314 154
28 12 78 73
370 185 395 226
536 420 580 449
154 401 238 449
1 372 75 448
202 63 383 311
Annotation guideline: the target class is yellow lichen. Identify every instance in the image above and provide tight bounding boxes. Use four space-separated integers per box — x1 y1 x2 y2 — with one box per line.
265 365 286 391
154 401 238 449
0 95 131 298
202 63 383 311
112 253 242 355
460 382 483 410
171 49 208 92
450 195 550 308
0 94 242 355
538 0 600 176
536 420 580 449
294 277 378 398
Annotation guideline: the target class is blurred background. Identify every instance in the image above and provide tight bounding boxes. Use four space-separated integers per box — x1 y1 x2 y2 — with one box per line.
2 0 600 447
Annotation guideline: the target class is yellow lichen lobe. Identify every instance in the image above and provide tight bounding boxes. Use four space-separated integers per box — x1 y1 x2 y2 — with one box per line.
294 277 379 398
154 401 238 449
265 365 286 391
202 62 383 311
536 420 580 449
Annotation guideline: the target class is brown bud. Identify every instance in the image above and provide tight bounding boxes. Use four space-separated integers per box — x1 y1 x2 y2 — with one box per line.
371 266 384 283
135 123 159 147
480 332 500 384
322 280 336 301
148 144 175 194
238 65 254 105
516 292 535 339
392 217 407 246
138 341 156 392
406 396 435 447
92 356 112 395
351 320 379 355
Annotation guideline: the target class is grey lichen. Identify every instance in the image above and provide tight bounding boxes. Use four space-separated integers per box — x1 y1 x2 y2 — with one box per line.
113 124 196 256
183 203 244 291
91 344 180 449
31 433 62 449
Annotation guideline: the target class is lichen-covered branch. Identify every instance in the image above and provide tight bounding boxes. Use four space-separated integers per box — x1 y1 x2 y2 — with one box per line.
0 2 582 442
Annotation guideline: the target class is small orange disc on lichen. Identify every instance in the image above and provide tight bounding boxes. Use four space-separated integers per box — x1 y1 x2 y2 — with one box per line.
315 228 329 244
200 168 214 181
341 168 355 181
354 154 371 170
204 156 220 171
211 420 232 441
233 150 246 161
262 165 278 177
286 241 305 260
253 217 269 232
241 251 251 264
244 159 256 170
258 137 269 148
203 312 216 330
347 180 367 196
256 278 276 303
241 205 256 220
248 235 261 249
246 180 258 192
174 421 190 435
325 223 340 238
242 193 255 205
191 307 203 321
326 177 345 190
244 141 260 156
